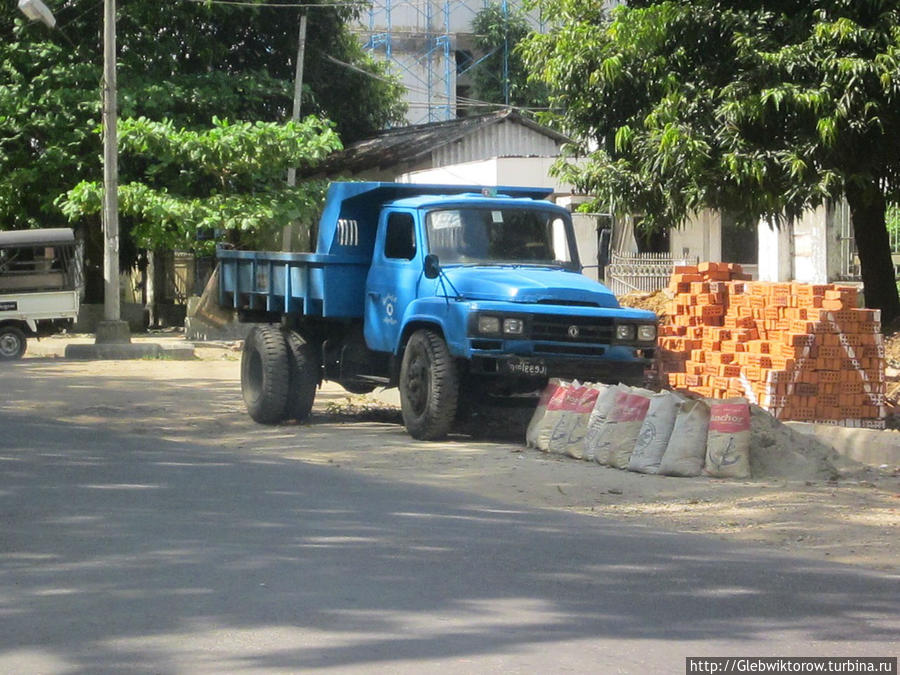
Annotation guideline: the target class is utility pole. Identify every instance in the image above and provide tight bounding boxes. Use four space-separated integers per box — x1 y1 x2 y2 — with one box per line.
97 0 129 342
286 12 307 189
283 12 307 251
502 0 509 106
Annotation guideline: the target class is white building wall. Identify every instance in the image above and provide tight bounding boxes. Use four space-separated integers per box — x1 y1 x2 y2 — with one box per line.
670 210 722 262
757 218 793 282
398 156 573 192
792 204 830 283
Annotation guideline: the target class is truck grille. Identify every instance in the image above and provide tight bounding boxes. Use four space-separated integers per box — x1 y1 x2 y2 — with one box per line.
531 315 615 343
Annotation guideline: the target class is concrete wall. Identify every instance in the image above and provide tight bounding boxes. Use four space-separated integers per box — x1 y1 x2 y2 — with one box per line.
757 218 793 282
571 213 600 281
756 202 845 283
792 204 830 284
670 209 722 262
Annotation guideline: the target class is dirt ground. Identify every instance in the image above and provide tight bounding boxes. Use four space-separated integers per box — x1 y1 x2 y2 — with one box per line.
6 337 899 575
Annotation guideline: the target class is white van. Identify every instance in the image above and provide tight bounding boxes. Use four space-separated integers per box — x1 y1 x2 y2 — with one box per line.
0 228 80 360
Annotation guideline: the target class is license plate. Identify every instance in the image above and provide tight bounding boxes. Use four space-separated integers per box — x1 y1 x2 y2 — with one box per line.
503 358 548 377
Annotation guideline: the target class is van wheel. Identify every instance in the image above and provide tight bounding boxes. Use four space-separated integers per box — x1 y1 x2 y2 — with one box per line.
284 330 319 422
0 325 27 360
241 325 290 424
399 329 458 440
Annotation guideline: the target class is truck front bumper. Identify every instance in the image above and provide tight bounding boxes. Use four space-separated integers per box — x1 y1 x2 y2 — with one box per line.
468 353 653 386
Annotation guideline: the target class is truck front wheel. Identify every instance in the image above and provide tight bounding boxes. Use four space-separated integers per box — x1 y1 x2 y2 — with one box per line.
241 325 290 424
399 329 458 440
284 330 319 422
0 325 27 360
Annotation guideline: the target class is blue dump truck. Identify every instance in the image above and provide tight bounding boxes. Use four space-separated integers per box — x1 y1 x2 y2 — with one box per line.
218 182 657 440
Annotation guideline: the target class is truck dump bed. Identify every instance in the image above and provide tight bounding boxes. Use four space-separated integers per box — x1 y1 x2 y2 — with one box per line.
217 250 370 318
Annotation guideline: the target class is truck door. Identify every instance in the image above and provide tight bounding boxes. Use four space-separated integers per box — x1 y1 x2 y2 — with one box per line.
364 210 420 353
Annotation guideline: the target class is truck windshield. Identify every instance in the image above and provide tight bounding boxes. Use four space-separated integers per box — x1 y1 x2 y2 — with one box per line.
425 207 577 269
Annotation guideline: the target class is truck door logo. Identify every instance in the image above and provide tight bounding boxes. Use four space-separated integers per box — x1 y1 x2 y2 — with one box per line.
0 301 17 311
567 325 580 338
382 294 398 325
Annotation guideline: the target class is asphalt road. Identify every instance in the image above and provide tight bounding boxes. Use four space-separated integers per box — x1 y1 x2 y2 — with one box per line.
1 372 897 673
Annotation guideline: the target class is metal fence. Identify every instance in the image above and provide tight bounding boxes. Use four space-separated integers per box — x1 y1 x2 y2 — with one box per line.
604 250 698 297
838 200 900 279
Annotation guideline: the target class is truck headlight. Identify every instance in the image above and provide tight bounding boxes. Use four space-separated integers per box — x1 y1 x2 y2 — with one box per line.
616 324 636 341
477 315 501 334
503 318 524 335
637 324 657 341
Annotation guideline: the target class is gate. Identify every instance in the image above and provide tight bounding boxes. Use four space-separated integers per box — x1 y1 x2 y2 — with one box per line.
604 250 697 297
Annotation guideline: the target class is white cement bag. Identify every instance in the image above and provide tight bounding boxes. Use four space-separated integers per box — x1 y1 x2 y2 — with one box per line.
553 384 604 459
526 379 563 448
658 398 711 477
606 391 653 469
704 398 752 479
547 383 593 455
584 384 625 462
534 381 575 452
628 391 684 474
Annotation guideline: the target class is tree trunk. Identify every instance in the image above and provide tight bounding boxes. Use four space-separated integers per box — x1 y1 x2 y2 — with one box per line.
844 183 900 331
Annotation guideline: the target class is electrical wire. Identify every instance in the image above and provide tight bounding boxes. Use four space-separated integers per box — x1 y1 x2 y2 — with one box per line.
182 0 367 7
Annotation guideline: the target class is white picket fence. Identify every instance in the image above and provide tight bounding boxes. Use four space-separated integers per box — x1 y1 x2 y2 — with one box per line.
604 251 698 297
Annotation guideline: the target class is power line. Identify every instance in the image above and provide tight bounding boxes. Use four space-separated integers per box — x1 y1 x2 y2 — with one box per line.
183 0 366 7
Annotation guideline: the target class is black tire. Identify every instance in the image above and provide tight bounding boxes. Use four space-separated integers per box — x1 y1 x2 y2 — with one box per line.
0 325 27 361
241 325 290 424
284 329 319 422
399 329 458 440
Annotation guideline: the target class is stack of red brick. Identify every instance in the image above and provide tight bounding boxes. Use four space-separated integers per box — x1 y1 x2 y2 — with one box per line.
657 263 887 428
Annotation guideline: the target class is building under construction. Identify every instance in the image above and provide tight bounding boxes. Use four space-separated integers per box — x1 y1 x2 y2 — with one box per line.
356 0 536 125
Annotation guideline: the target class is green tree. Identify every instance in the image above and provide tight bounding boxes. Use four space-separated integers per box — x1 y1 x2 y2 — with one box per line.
59 116 341 254
470 2 549 110
522 0 900 328
1 1 405 297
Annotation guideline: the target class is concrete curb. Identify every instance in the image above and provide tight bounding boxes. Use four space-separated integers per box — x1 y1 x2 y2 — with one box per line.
26 336 196 361
785 421 900 469
63 342 196 360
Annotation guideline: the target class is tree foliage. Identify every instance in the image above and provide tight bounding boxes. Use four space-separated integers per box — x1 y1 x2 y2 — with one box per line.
522 0 900 327
1 1 405 250
59 116 341 254
470 2 549 110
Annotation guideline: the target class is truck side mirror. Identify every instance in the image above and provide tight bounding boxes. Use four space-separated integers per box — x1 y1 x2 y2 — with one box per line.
424 254 441 279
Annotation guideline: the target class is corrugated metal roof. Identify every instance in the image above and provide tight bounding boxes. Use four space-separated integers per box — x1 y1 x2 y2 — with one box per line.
304 110 569 178
0 228 75 248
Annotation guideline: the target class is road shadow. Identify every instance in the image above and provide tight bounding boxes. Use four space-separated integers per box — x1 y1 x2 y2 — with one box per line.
1 404 898 672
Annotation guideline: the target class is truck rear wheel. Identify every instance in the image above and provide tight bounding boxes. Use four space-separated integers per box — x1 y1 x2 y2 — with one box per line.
0 325 27 360
284 330 319 422
399 329 458 440
241 325 290 424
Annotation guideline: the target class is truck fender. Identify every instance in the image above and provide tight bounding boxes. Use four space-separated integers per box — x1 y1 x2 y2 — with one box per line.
396 319 447 356
0 319 34 336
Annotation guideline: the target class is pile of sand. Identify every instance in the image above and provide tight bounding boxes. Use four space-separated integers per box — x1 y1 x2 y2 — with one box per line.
617 290 671 317
749 405 855 481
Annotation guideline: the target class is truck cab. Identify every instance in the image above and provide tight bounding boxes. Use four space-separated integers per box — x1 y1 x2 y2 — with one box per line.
218 182 657 440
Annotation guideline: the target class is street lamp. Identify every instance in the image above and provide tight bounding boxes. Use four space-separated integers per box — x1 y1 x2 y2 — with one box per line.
17 0 55 28
18 0 128 343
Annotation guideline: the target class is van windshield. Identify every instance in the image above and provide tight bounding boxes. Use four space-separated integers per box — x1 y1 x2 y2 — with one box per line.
425 207 578 269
